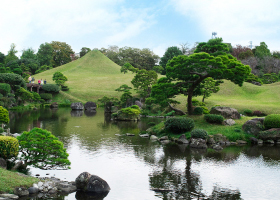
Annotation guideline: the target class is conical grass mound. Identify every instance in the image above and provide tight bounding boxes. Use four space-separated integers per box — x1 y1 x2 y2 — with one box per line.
34 50 135 102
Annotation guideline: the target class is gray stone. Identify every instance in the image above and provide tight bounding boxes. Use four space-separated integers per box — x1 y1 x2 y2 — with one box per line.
213 134 227 143
242 118 264 136
0 158 7 169
224 119 236 126
150 135 158 140
48 187 58 194
236 140 247 144
28 187 39 194
258 128 280 141
159 136 168 141
250 137 259 145
86 175 110 193
14 187 29 197
0 194 19 199
210 106 240 119
225 141 231 145
139 134 149 138
265 140 274 144
190 138 207 149
50 102 58 108
134 101 143 108
38 182 43 187
84 101 97 110
126 133 135 136
177 134 189 144
160 140 170 144
213 144 223 150
258 140 263 144
71 102 84 110
207 136 216 144
75 172 93 191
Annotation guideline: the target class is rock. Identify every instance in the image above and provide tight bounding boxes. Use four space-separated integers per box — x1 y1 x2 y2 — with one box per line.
75 191 109 200
160 140 170 144
71 102 84 110
71 110 83 117
250 137 259 145
48 187 58 194
213 134 227 143
139 134 149 138
231 142 237 145
104 101 113 113
38 182 43 187
224 119 236 126
276 140 280 144
236 140 247 144
265 140 274 144
177 134 189 144
50 102 58 108
76 172 110 193
258 140 263 144
57 183 77 193
134 101 143 108
210 106 240 119
252 81 262 86
14 187 29 197
213 144 223 150
126 133 135 136
0 194 19 199
159 136 168 141
190 138 207 149
0 158 7 169
28 187 39 194
258 128 280 141
150 135 158 140
242 118 264 136
11 161 23 171
84 110 96 117
84 102 97 110
207 136 216 144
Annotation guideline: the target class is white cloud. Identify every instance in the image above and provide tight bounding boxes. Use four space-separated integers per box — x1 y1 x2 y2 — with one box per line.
171 0 280 51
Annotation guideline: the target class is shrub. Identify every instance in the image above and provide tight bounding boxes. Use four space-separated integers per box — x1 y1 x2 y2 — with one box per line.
253 110 265 117
164 117 195 134
42 84 60 93
0 73 26 90
148 122 156 126
0 94 3 99
164 110 175 116
264 114 280 129
0 83 11 96
0 136 19 159
16 87 33 102
0 106 9 125
61 85 69 91
187 99 206 107
0 127 3 133
116 105 141 119
7 93 15 98
31 92 41 102
40 93 52 101
204 114 224 124
191 129 208 139
194 107 203 115
244 109 253 116
201 106 210 114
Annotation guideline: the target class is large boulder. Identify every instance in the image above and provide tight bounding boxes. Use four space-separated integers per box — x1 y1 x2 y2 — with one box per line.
210 106 240 119
14 187 29 197
71 102 84 110
0 158 7 169
258 128 280 141
76 172 110 193
242 118 264 136
190 138 207 149
84 102 97 110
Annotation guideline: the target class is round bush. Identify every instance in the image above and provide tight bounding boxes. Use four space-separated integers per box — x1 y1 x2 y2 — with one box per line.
201 106 210 114
191 129 208 139
42 84 60 93
164 117 195 134
204 114 224 124
40 93 52 101
244 109 253 116
194 107 203 115
61 85 69 91
264 114 280 129
253 110 265 117
0 136 19 159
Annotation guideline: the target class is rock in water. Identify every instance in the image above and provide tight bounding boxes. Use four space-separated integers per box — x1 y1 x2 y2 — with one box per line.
84 102 97 110
76 172 110 193
71 102 84 110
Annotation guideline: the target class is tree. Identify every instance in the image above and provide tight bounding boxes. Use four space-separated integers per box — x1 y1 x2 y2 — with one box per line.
115 84 132 107
0 52 5 64
0 106 9 128
254 42 271 59
5 43 18 64
179 42 190 54
21 48 37 60
37 42 53 66
152 38 251 115
52 72 68 86
80 47 91 57
153 65 164 74
231 44 252 59
159 46 183 75
50 41 74 67
17 127 70 170
201 77 222 102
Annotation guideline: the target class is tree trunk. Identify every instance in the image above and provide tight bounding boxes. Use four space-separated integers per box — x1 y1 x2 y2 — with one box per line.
187 88 194 115
168 103 186 115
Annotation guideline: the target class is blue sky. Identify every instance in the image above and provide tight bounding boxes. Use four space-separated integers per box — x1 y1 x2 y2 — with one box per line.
1 0 280 57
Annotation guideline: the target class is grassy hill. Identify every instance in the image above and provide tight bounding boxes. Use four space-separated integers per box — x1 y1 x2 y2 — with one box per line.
34 50 135 103
34 50 280 114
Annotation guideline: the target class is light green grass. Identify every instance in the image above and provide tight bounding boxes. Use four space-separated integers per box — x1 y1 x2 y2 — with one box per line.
0 168 39 193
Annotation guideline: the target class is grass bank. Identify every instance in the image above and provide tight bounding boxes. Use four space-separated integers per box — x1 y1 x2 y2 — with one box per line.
0 168 38 193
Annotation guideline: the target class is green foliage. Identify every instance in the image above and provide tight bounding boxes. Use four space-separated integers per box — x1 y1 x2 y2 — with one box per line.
201 77 221 102
0 106 9 124
0 73 26 90
164 110 175 117
42 84 60 93
243 109 253 116
238 50 254 60
4 43 18 65
120 62 135 74
97 96 119 107
0 127 3 133
261 73 278 84
117 105 141 119
61 85 69 91
37 42 53 66
264 114 280 129
0 52 5 64
245 73 263 84
193 107 203 115
153 65 164 74
80 47 91 57
164 117 195 134
52 72 68 86
254 42 271 59
201 106 210 114
35 65 52 74
0 136 19 159
191 129 208 139
17 127 70 169
204 114 224 124
31 92 41 102
160 46 183 75
190 99 206 107
50 41 74 67
0 83 11 96
40 93 52 101
17 87 33 102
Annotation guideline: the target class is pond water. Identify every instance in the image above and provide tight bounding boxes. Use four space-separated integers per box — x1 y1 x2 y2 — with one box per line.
8 108 280 200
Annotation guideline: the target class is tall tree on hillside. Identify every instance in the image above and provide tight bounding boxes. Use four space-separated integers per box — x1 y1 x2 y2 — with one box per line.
50 41 74 67
159 46 183 75
21 48 37 60
151 38 251 115
254 42 271 59
80 47 91 57
5 43 18 65
37 42 53 66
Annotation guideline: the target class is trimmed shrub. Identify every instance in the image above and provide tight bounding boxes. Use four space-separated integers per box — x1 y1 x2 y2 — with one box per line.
42 84 60 93
164 110 175 116
0 136 19 159
204 114 224 124
0 83 11 96
0 73 26 90
32 92 41 102
61 85 69 91
201 106 210 114
264 114 280 129
40 93 52 101
244 109 253 116
164 117 195 134
187 99 206 107
0 106 9 124
191 129 208 139
194 107 203 115
253 110 265 117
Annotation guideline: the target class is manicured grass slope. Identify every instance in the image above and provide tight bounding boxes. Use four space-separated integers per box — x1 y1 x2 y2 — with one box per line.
34 50 135 103
175 80 280 114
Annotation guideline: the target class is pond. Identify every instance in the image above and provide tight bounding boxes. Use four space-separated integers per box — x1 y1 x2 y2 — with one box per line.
8 108 280 200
